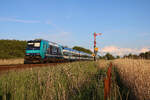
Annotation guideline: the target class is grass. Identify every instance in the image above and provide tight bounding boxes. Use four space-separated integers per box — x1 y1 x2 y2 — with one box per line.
113 59 150 100
0 61 106 100
98 60 130 100
0 58 24 65
1 59 144 100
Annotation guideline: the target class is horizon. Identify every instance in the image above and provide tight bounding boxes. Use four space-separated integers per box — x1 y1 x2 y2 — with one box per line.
0 0 150 56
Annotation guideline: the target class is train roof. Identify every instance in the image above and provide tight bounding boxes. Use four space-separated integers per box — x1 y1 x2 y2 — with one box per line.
27 39 49 42
27 39 41 42
63 47 92 55
49 41 61 47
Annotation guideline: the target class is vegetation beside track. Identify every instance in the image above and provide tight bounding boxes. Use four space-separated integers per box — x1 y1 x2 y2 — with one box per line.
0 58 24 65
0 40 26 59
0 61 125 100
113 59 150 100
0 61 103 100
98 60 130 100
1 59 148 100
98 59 150 100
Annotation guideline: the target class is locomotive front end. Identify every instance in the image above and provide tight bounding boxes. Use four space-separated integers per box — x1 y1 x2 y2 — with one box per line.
24 40 42 63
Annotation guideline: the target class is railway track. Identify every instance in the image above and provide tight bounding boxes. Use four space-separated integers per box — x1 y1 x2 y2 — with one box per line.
0 63 62 73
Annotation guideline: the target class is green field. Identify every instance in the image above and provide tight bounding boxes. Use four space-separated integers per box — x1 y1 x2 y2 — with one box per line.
0 61 134 100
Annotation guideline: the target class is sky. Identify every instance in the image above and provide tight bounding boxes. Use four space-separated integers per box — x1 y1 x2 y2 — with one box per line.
0 0 150 56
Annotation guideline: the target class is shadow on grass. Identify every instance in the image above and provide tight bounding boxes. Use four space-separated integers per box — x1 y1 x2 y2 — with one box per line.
69 70 105 100
114 67 137 100
0 93 11 100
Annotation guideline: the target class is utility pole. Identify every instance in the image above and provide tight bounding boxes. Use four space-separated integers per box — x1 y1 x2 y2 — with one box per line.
93 32 102 61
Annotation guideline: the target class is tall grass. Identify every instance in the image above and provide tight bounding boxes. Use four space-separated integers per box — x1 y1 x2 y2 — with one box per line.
0 61 105 100
0 59 24 65
98 60 127 100
113 59 150 100
0 60 133 100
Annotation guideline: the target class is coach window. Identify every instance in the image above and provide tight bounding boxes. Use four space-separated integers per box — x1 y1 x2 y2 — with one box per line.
49 45 52 54
57 48 61 55
51 46 57 55
63 51 68 56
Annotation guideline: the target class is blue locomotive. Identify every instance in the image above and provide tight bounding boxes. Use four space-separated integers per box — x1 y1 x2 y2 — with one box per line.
24 39 93 64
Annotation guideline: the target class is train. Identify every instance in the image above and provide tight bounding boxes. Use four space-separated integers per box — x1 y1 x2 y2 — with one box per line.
24 39 94 64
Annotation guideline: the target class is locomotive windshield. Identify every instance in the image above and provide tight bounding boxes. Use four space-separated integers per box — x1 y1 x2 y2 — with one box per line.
26 41 41 50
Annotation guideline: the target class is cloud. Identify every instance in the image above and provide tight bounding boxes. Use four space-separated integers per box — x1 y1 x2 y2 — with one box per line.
139 48 149 53
100 46 150 56
0 17 40 23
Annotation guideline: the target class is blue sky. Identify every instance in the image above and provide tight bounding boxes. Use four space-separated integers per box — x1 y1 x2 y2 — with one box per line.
0 0 150 55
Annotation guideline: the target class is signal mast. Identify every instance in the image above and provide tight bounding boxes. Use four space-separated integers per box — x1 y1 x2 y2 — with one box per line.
93 32 102 61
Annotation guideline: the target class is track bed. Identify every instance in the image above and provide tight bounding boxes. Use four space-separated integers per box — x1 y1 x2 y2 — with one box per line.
0 63 62 73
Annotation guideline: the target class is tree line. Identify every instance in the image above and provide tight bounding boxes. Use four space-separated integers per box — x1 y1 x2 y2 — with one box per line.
99 51 150 60
72 46 93 54
123 51 150 59
0 40 27 59
99 53 116 60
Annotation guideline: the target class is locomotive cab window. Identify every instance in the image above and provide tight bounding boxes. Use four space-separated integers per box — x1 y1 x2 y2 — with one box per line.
34 43 40 47
26 41 41 50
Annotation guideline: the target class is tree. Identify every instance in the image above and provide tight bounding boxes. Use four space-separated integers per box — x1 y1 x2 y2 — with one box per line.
116 56 120 59
99 55 104 59
128 53 133 58
104 53 115 60
139 53 145 58
72 46 93 54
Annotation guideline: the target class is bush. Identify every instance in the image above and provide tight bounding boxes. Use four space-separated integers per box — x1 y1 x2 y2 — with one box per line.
0 40 27 59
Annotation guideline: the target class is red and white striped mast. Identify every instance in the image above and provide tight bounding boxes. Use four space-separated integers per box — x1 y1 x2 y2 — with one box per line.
93 32 102 61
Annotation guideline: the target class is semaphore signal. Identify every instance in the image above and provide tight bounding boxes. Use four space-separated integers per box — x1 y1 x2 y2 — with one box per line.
93 32 102 61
